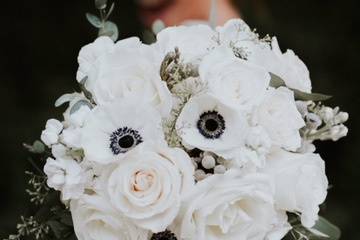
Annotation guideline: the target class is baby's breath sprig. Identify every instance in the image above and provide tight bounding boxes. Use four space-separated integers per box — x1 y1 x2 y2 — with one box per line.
25 171 49 205
160 48 199 91
163 92 192 148
298 101 349 142
4 216 50 240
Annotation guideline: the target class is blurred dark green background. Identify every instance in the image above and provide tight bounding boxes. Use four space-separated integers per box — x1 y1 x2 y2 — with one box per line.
0 0 359 239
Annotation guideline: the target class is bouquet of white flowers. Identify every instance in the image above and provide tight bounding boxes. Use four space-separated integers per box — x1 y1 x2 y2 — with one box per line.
6 2 348 240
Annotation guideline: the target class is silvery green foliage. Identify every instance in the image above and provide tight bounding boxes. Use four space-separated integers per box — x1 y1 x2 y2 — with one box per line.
86 1 118 41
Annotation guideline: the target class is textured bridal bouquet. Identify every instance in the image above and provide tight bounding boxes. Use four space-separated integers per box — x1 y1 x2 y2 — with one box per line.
6 2 349 240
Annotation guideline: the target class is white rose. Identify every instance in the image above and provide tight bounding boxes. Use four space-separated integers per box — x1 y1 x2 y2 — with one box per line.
44 157 85 200
104 143 194 233
217 19 312 93
155 24 215 64
199 46 271 111
254 87 305 151
77 36 172 117
71 194 149 240
263 149 328 228
40 119 63 146
173 170 290 240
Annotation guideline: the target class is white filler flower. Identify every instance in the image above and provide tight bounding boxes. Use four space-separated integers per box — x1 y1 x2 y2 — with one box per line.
81 98 164 164
263 149 328 228
254 87 305 151
40 119 63 146
173 170 290 240
199 46 271 111
44 157 85 200
176 94 249 157
71 194 149 240
104 143 194 233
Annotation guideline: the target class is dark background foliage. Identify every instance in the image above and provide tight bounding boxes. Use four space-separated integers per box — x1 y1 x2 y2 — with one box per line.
0 0 359 239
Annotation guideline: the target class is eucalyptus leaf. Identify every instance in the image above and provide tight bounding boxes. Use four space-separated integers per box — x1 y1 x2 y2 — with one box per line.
293 89 332 101
105 2 115 20
311 217 341 240
79 77 95 103
152 19 165 35
99 21 118 41
94 0 107 10
23 140 45 154
269 73 332 101
70 100 93 115
55 93 77 107
47 220 69 239
269 73 286 88
86 13 103 28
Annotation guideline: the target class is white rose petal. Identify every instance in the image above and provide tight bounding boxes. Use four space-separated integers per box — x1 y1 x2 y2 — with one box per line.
173 170 290 240
104 143 194 233
263 149 328 228
71 194 149 240
254 87 305 151
77 36 172 117
217 19 312 93
200 46 271 110
155 24 215 64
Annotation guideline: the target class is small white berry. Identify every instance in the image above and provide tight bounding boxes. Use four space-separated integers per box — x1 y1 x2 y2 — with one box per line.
202 155 216 169
194 169 206 181
214 165 226 174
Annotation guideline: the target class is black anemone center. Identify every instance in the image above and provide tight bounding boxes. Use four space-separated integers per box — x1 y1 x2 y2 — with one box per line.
109 127 143 155
197 111 226 139
205 118 219 132
151 230 177 240
118 135 135 149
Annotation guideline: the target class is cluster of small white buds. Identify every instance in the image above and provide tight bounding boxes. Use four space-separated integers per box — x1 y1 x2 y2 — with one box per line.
192 151 228 181
297 101 349 142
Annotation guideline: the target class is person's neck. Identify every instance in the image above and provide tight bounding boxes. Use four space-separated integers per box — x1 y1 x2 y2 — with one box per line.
214 0 241 25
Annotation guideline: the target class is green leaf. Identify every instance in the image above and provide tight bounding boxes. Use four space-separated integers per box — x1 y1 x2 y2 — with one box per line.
94 0 107 10
105 2 115 20
70 100 92 115
79 77 95 103
293 89 332 101
269 73 332 101
98 21 118 41
86 13 102 28
23 140 46 154
311 217 341 240
269 73 286 88
152 19 165 35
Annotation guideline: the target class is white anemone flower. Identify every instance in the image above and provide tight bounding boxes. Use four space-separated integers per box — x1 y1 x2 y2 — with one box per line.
199 46 271 111
176 94 249 157
81 97 164 164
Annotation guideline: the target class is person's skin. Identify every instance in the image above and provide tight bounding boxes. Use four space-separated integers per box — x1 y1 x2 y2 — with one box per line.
136 0 240 28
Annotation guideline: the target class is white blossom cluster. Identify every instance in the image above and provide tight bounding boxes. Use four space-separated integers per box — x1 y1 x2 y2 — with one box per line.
40 19 348 240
